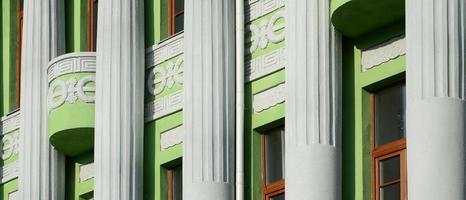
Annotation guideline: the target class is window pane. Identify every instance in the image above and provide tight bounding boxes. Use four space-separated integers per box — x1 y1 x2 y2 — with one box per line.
265 126 285 184
93 0 98 51
270 193 285 200
379 156 400 184
375 83 406 146
175 14 184 33
175 0 184 13
173 166 183 200
380 183 400 200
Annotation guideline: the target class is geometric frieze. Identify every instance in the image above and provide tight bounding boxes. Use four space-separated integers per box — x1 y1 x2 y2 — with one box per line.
145 33 184 69
47 53 96 83
1 161 18 184
245 48 285 82
79 162 94 183
144 91 183 122
246 0 285 22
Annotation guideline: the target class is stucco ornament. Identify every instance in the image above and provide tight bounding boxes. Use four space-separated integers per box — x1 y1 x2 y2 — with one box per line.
1 131 19 161
147 57 184 96
249 11 285 53
48 75 96 111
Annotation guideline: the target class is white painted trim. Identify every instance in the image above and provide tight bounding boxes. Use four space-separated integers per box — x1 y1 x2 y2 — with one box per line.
145 33 184 69
253 83 285 113
245 48 284 82
144 91 183 122
47 52 97 83
79 162 94 183
1 161 19 184
245 0 285 22
361 36 405 71
160 126 183 150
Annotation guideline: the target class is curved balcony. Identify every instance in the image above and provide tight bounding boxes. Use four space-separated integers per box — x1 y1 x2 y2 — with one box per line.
331 0 405 38
47 52 96 156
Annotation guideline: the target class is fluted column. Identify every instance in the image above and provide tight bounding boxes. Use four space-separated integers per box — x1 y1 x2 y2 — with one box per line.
183 0 235 199
94 0 145 199
406 1 466 199
19 0 66 199
285 0 341 199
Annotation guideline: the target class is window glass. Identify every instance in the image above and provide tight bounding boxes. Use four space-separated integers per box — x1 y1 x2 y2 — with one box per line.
93 0 98 50
175 0 184 13
270 193 285 200
375 83 406 147
379 156 400 185
380 183 400 200
172 166 182 200
174 14 184 34
265 126 285 184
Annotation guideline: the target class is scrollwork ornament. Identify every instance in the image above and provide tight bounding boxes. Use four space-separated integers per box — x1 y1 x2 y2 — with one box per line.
249 11 285 53
76 75 96 103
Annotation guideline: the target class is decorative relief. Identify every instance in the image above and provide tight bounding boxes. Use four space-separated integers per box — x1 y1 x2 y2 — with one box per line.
246 48 285 82
144 91 183 122
1 161 18 184
48 55 96 83
361 36 406 71
48 75 96 111
8 191 18 200
79 162 94 183
246 0 285 22
160 126 183 151
248 10 285 54
1 110 20 135
146 57 184 96
1 130 19 161
145 33 184 68
253 83 285 113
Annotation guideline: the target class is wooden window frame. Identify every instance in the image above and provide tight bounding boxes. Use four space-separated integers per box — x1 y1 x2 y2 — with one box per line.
16 0 23 108
88 0 97 51
169 0 184 35
167 166 181 200
261 133 285 200
370 92 408 200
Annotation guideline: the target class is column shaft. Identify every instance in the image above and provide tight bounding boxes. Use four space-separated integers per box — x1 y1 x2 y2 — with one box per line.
94 0 145 199
183 0 235 199
285 0 341 199
406 0 466 199
19 0 66 199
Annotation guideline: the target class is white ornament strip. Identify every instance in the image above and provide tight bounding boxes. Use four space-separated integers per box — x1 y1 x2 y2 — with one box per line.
146 57 184 96
1 110 20 134
144 91 183 122
48 75 96 111
253 83 285 113
79 162 94 183
1 130 20 161
246 47 284 82
246 0 285 22
1 161 18 184
160 126 183 151
47 52 96 83
8 190 18 200
248 10 285 54
146 33 184 68
361 36 406 71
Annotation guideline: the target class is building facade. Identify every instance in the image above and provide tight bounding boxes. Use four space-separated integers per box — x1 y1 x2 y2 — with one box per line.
0 0 464 200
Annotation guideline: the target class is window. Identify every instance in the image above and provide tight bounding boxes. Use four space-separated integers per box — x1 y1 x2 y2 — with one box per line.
16 0 24 108
169 0 184 35
88 0 98 51
261 126 285 200
371 83 407 200
167 165 182 200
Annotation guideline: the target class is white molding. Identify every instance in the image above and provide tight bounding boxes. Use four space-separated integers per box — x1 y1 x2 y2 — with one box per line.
247 10 285 54
47 52 97 83
160 126 183 151
79 162 94 183
146 57 184 96
144 91 183 122
245 0 285 22
145 33 184 69
361 36 405 71
8 190 19 200
48 75 96 111
1 161 19 184
253 83 285 113
1 110 20 134
245 48 284 82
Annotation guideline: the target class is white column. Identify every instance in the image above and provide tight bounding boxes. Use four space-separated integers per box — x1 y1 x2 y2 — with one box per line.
183 0 235 199
93 0 145 199
19 0 66 199
20 0 66 199
406 1 466 199
285 0 341 199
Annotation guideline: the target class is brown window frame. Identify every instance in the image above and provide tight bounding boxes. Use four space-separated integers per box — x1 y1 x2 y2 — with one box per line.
169 0 184 35
370 91 407 200
167 165 182 200
261 132 285 200
88 0 97 51
16 0 24 108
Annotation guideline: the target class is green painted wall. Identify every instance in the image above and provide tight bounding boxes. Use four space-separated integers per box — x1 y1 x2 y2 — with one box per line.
65 0 88 52
65 152 94 200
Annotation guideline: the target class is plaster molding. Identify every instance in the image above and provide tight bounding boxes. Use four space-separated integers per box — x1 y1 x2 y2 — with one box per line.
160 126 183 150
361 36 405 71
145 33 184 69
1 130 20 161
248 10 285 54
8 191 19 200
47 52 97 83
246 48 285 82
79 162 94 183
246 0 285 22
253 83 285 113
146 57 184 96
144 91 183 122
48 75 96 111
1 110 20 134
1 161 19 184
